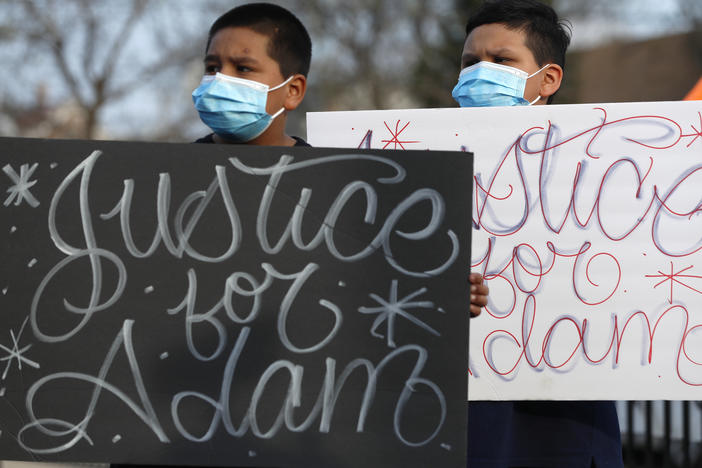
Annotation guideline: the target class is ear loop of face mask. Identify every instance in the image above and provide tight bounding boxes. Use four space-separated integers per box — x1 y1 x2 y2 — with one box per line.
267 75 294 119
525 64 551 105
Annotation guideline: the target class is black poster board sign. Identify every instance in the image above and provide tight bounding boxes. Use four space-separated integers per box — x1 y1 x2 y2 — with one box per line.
0 137 472 468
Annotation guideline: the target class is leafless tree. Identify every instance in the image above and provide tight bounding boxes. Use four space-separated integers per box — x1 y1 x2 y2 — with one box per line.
1 0 581 141
0 0 225 140
292 0 480 112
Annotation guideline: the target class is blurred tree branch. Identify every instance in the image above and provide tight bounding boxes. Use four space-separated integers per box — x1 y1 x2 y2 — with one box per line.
294 0 472 111
0 0 217 139
2 0 696 141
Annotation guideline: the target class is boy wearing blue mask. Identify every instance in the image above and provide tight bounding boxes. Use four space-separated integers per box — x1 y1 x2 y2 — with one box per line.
455 1 624 467
452 0 565 108
191 2 489 316
192 3 311 147
113 5 488 468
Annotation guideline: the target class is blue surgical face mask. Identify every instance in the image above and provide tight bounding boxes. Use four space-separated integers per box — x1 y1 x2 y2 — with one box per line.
192 73 293 142
451 61 549 108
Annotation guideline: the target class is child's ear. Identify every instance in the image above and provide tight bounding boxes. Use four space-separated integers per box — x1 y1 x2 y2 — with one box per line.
284 74 307 111
539 64 563 100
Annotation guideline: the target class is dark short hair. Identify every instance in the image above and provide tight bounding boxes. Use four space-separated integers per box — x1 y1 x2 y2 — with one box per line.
466 0 571 70
206 3 312 78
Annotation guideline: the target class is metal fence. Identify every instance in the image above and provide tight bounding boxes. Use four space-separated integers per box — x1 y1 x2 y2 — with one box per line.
620 401 702 468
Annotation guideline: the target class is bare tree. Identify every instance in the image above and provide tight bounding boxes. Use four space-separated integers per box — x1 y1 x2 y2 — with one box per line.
290 0 475 112
294 0 559 113
0 0 225 140
0 0 537 141
407 0 486 108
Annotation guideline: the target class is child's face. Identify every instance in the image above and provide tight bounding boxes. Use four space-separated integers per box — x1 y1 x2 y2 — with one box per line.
460 23 544 104
204 26 288 117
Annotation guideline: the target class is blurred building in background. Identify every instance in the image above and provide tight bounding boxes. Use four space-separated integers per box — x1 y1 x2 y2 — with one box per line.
559 30 702 103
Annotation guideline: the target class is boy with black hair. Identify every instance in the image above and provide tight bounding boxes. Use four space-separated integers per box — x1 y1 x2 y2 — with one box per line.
452 0 567 108
116 4 487 468
453 1 624 467
191 2 488 314
192 2 311 147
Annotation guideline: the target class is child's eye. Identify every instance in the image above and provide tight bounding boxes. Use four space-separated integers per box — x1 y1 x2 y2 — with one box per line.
494 56 509 64
205 64 220 74
236 65 253 73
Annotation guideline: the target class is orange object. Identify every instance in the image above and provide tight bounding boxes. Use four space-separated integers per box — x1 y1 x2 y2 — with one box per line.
684 77 702 100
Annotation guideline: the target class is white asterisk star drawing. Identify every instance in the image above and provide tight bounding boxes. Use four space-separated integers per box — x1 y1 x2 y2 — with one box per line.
0 317 40 380
358 280 442 348
3 163 40 207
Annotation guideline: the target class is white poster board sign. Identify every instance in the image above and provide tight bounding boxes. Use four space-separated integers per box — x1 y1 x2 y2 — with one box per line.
307 101 702 400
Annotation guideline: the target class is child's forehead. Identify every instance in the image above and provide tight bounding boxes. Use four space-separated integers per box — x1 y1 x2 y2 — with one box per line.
208 26 271 54
464 23 530 54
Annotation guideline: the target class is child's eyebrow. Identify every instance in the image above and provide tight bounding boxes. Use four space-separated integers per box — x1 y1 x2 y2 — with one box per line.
203 54 259 65
487 47 515 57
224 55 259 65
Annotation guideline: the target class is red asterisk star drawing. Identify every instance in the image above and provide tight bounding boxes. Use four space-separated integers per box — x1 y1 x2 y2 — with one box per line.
685 112 702 148
645 262 702 304
381 120 420 150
